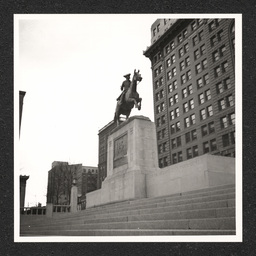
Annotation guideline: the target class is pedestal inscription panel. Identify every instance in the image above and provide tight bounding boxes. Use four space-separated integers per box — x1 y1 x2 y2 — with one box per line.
113 132 128 168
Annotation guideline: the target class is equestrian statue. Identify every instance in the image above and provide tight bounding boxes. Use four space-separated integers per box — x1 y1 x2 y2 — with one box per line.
114 69 142 125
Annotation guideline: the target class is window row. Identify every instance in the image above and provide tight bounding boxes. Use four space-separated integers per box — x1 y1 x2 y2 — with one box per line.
220 112 235 128
156 102 165 114
155 89 164 101
222 131 235 147
179 43 189 58
184 114 196 128
191 19 204 32
170 121 181 134
154 65 163 77
203 139 217 153
170 108 180 120
201 121 215 137
171 136 182 149
182 84 193 98
192 30 204 46
194 44 206 60
157 128 166 140
195 59 208 74
181 70 192 84
155 77 163 89
218 94 234 111
180 56 190 71
167 67 177 80
166 54 176 67
198 89 211 105
216 77 232 94
187 145 199 159
156 115 166 127
197 73 210 89
158 142 168 154
168 80 178 93
210 29 224 47
172 151 183 164
185 129 197 143
208 19 221 33
200 105 213 120
183 99 195 113
169 93 179 106
212 45 226 62
214 61 228 77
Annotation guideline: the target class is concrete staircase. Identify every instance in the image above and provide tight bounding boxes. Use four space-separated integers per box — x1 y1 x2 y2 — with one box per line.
20 184 235 236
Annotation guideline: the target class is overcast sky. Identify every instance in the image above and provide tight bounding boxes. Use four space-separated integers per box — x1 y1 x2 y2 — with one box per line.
16 14 159 206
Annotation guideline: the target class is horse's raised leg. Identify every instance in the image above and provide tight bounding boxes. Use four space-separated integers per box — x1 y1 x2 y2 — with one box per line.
138 98 142 110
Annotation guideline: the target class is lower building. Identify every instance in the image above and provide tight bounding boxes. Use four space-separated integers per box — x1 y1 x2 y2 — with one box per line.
46 161 98 205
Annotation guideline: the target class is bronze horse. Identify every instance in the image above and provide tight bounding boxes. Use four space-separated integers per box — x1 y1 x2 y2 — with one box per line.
114 69 142 125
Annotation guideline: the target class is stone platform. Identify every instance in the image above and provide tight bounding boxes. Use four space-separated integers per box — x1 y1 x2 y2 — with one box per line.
86 116 235 208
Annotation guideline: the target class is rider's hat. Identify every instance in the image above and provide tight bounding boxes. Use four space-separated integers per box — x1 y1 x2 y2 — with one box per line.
123 73 131 78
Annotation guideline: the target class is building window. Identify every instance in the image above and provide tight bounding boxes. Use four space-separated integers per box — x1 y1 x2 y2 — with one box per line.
203 141 210 153
230 131 235 144
170 111 174 120
215 66 221 77
193 35 198 46
161 115 166 124
216 82 223 94
205 89 211 100
191 129 197 140
185 132 190 143
175 107 180 117
183 29 188 38
210 35 217 46
167 71 172 80
177 136 182 147
171 54 176 63
187 70 192 80
210 139 217 151
225 77 231 89
187 148 192 159
209 121 215 133
209 20 216 32
180 61 185 71
198 30 204 41
178 34 183 43
181 74 186 84
179 48 184 57
194 49 200 60
200 44 206 55
159 77 163 86
176 121 181 132
193 145 199 156
173 80 177 90
200 109 206 120
173 67 177 76
201 125 208 136
229 112 235 125
159 65 163 73
172 153 177 164
169 97 174 106
178 151 183 162
170 41 175 50
222 61 228 72
220 45 226 56
171 139 176 149
207 105 213 116
166 58 171 67
184 43 189 53
197 78 203 88
185 117 190 128
171 124 175 134
185 56 190 66
220 116 228 128
204 73 209 84
182 88 188 98
189 99 194 109
183 102 189 113
217 29 224 41
188 84 193 95
202 59 208 69
166 45 170 54
222 134 230 147
174 93 178 104
196 63 202 74
227 95 234 107
191 21 197 31
218 99 226 110
199 93 205 105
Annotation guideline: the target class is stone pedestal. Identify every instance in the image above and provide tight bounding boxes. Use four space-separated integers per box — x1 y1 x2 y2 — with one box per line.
86 116 158 207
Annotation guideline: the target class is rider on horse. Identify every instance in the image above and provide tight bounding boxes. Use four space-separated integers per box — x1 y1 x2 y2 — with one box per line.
116 73 131 105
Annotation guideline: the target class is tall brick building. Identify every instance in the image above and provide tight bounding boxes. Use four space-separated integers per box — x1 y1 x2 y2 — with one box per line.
144 19 235 168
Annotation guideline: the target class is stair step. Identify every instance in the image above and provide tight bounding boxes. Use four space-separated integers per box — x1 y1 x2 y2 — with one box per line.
21 229 236 236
